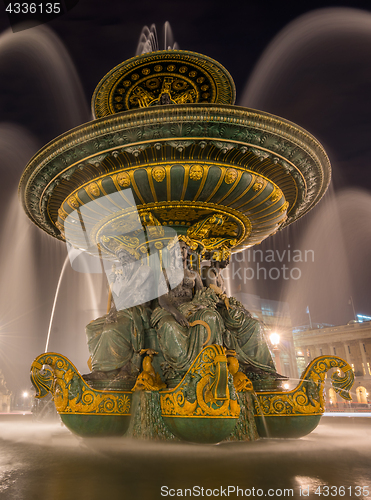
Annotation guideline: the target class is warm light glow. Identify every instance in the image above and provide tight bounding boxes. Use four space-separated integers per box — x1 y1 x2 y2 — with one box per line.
297 351 303 356
22 391 28 398
283 383 289 390
270 332 280 346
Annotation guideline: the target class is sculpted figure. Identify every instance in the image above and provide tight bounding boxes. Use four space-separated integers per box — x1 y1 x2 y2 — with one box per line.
84 246 155 381
202 253 277 377
151 239 225 376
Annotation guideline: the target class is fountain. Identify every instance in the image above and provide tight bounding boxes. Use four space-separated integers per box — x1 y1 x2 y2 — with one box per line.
20 36 354 442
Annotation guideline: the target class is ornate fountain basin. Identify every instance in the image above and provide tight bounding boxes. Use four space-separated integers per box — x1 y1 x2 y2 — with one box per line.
19 49 330 261
19 103 330 258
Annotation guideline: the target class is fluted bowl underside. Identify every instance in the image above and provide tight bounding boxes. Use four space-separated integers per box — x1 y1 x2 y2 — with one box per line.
19 104 331 256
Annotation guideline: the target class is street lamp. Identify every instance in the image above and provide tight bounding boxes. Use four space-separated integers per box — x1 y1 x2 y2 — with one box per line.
22 391 29 410
270 332 282 374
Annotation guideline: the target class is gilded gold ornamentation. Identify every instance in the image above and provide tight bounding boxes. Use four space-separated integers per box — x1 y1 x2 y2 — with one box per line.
142 68 150 75
189 164 204 181
226 353 254 392
87 182 100 197
211 246 232 262
210 222 238 237
225 168 238 184
140 211 165 237
254 356 354 417
58 207 67 221
270 190 281 203
68 196 79 209
201 237 237 251
160 345 240 418
116 172 131 188
253 179 264 191
167 234 199 251
152 166 166 182
154 65 163 72
187 214 227 241
280 201 289 213
31 353 131 416
132 349 166 391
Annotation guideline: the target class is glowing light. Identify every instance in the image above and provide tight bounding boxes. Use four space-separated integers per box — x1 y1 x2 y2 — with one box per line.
283 383 289 389
23 391 28 398
297 351 303 356
270 332 280 346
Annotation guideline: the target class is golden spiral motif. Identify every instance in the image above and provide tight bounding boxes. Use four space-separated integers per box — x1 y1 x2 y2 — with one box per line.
179 66 188 73
142 68 150 75
190 164 204 181
167 65 176 71
131 73 139 80
154 65 163 72
152 166 166 182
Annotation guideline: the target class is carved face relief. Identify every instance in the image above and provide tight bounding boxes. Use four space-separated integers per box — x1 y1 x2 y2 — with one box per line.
152 166 166 183
117 172 131 188
225 168 238 184
88 182 100 197
68 196 79 209
190 165 204 181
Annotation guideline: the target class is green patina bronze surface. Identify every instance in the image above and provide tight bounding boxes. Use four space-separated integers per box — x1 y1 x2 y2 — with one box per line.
31 353 132 437
24 49 345 442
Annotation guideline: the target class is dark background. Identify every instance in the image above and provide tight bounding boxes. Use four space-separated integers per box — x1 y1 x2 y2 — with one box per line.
1 0 371 395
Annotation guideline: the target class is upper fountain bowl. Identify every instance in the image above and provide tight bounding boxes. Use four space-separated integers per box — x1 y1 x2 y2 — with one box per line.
92 50 236 118
19 49 331 259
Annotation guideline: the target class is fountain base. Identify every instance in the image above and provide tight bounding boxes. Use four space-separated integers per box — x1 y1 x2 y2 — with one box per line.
30 349 354 442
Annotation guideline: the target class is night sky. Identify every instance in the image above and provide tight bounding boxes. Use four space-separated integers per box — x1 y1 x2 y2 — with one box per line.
1 0 371 395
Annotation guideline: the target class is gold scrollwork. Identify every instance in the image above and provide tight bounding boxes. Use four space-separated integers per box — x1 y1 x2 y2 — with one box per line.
160 345 240 418
31 353 131 416
253 356 354 417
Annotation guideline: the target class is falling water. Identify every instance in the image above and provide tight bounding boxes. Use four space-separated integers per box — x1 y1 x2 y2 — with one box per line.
236 7 371 326
44 255 69 353
0 25 101 395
